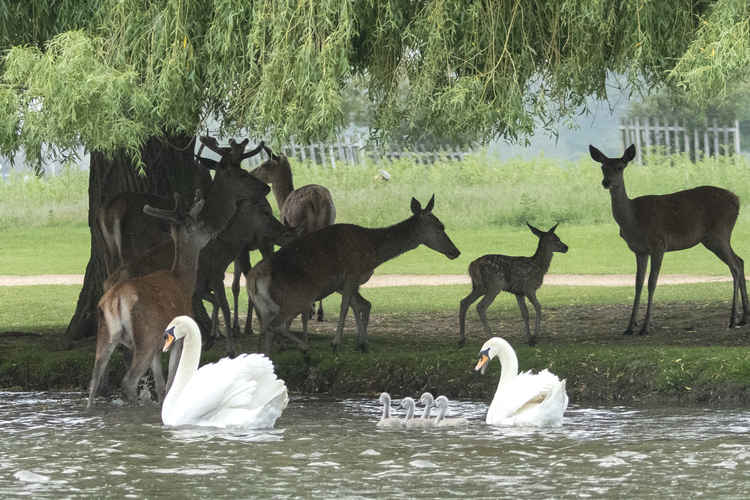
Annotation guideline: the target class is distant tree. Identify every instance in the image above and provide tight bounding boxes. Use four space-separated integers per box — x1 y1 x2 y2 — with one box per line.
0 0 747 339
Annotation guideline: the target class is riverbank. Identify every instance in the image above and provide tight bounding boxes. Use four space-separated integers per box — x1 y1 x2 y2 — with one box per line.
3 299 750 406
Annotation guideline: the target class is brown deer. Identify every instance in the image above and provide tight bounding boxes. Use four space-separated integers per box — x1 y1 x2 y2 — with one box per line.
87 161 270 408
247 195 460 355
101 197 294 343
249 145 336 331
98 136 264 276
458 223 568 347
589 144 749 335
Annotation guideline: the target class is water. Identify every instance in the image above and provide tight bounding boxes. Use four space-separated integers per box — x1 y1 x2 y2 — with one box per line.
1 392 749 498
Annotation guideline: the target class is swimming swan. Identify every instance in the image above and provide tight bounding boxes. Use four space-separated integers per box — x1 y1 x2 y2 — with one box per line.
161 316 289 428
400 393 434 428
376 392 403 428
433 395 469 428
475 337 568 427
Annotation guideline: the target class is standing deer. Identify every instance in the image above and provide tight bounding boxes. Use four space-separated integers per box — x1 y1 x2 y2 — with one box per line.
458 223 568 347
249 145 336 332
247 195 460 355
97 136 263 275
87 161 270 408
589 144 749 335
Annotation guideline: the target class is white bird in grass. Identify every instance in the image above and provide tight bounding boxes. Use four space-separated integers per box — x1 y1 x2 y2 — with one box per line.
161 316 288 428
376 392 403 428
433 395 469 428
475 337 568 427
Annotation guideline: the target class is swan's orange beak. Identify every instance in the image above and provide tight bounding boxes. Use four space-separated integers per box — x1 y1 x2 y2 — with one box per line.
163 330 175 352
475 354 489 374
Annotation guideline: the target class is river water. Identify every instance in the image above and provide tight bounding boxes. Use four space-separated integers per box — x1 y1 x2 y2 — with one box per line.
1 392 749 498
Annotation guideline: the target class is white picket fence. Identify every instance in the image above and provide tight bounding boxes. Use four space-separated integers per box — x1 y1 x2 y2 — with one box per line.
244 134 473 168
620 118 741 164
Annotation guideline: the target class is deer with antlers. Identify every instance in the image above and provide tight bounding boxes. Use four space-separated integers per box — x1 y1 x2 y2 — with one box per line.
87 155 270 408
589 144 749 335
247 195 460 355
248 145 336 335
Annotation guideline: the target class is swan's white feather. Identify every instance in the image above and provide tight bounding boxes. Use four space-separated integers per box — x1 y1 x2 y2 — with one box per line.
479 337 568 427
161 317 288 428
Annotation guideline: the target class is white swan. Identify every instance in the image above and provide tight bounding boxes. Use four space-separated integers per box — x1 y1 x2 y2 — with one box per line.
475 337 568 427
376 392 403 428
161 315 289 428
400 393 434 428
433 395 469 428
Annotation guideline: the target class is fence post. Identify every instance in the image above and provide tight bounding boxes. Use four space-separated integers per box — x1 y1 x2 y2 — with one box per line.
735 119 741 155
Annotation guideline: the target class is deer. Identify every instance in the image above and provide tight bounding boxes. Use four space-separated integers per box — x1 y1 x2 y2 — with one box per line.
247 195 460 355
87 157 271 408
101 137 275 338
458 223 568 347
248 144 336 334
98 136 265 276
589 144 749 335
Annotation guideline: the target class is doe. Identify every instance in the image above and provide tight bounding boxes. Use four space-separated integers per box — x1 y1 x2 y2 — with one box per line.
458 223 568 346
589 144 749 335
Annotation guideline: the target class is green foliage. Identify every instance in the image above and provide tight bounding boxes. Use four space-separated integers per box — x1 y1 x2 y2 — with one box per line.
0 1 747 164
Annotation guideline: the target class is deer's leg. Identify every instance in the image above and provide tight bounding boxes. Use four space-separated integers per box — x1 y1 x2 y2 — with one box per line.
317 299 324 322
640 251 663 336
121 350 154 403
87 338 117 409
332 287 355 352
626 253 648 335
732 251 749 325
231 257 243 337
213 280 236 356
193 294 215 350
476 286 501 337
150 354 166 403
349 291 371 352
514 294 533 344
702 237 747 327
458 284 484 347
527 292 543 346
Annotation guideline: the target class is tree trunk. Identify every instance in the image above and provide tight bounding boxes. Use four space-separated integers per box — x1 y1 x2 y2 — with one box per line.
65 134 209 341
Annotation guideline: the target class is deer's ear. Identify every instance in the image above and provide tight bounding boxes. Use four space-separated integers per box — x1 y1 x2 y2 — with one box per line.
424 194 435 212
622 144 636 163
527 222 543 237
411 197 422 215
589 145 606 163
549 222 559 233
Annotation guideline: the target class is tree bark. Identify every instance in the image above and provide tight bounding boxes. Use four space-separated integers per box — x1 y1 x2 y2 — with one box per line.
65 134 209 341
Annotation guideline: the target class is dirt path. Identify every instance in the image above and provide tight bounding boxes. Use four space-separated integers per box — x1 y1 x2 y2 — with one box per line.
0 273 734 287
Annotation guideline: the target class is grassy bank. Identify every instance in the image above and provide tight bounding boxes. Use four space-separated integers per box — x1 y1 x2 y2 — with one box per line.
2 152 750 404
2 283 750 405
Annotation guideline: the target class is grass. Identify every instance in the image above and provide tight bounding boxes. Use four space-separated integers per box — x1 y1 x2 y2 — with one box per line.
3 152 750 402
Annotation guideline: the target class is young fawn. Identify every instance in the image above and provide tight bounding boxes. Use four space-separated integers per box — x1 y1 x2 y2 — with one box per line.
458 223 568 346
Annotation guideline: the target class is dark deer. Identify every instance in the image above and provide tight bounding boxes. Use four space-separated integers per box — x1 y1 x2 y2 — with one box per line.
249 145 336 332
589 144 749 335
458 223 568 347
87 162 270 408
247 195 460 354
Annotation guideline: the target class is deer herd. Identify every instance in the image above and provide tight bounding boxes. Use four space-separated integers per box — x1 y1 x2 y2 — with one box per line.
86 139 750 408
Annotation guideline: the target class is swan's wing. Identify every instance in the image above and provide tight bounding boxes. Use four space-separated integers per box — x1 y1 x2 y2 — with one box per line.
170 354 288 426
487 370 565 424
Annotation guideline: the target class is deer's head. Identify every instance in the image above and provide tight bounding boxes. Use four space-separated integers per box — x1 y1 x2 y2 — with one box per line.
410 195 460 260
589 144 636 191
527 222 568 254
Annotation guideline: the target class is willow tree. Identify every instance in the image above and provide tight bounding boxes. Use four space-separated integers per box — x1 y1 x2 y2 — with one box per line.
0 0 747 339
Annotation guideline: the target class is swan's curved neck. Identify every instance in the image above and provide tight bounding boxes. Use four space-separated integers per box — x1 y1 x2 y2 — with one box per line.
492 338 519 389
166 325 202 402
381 396 391 419
435 402 447 422
404 400 415 419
